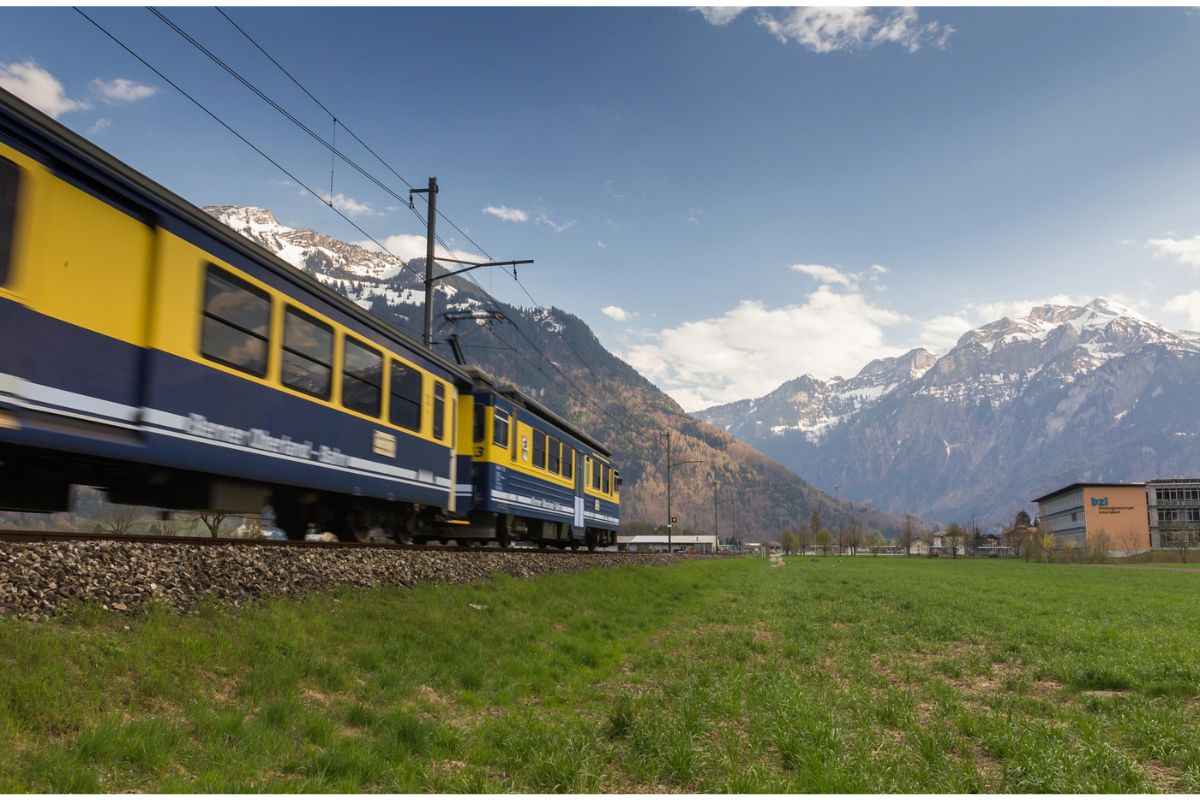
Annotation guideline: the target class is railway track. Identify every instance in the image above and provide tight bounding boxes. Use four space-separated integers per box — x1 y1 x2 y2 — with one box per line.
0 528 622 554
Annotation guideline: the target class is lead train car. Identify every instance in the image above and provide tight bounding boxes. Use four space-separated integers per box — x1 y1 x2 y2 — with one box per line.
0 87 619 543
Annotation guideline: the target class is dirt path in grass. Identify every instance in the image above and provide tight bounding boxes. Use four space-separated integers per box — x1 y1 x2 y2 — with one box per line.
1076 563 1200 572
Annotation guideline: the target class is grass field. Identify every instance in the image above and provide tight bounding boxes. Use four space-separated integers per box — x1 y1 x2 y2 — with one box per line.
1 556 1198 792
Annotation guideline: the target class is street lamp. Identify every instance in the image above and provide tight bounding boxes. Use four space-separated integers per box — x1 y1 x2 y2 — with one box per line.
662 429 703 554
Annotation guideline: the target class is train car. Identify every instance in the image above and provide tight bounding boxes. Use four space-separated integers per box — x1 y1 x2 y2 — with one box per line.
453 369 620 549
0 86 621 545
0 86 476 540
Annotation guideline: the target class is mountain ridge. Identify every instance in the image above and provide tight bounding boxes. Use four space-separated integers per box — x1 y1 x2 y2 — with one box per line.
695 298 1200 523
204 205 908 538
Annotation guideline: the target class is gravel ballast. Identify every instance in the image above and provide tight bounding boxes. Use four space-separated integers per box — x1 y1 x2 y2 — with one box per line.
0 541 685 621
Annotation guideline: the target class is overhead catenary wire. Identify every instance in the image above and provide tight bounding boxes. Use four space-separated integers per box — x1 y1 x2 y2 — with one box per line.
72 7 431 341
92 7 650 441
209 7 633 421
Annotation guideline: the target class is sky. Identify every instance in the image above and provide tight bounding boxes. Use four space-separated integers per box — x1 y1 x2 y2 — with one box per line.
3 6 1200 411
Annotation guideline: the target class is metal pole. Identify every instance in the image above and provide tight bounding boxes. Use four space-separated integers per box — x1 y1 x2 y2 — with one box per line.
713 483 719 544
666 430 672 554
421 176 438 349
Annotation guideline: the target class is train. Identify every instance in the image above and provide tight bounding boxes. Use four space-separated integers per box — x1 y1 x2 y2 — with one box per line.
0 87 619 549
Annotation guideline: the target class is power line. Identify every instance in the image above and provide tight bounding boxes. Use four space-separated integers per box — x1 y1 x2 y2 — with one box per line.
73 7 430 336
205 8 619 397
93 6 651 440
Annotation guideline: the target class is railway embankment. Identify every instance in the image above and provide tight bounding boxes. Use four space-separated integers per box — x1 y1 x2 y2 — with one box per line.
0 541 682 621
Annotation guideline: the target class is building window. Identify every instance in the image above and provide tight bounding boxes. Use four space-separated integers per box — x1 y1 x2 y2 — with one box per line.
281 307 333 399
389 361 422 432
0 157 18 287
432 382 446 441
200 265 271 377
342 337 382 417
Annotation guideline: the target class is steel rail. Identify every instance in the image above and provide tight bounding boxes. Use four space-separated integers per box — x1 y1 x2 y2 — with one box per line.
0 529 634 555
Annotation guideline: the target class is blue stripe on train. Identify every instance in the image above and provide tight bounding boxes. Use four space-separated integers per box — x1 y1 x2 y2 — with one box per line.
0 304 454 505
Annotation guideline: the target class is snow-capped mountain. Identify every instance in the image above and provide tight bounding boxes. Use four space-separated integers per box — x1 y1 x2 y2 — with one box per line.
204 205 477 326
695 299 1200 523
203 204 905 536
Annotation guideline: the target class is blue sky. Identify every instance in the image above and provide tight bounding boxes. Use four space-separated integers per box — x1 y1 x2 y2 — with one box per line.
3 6 1200 410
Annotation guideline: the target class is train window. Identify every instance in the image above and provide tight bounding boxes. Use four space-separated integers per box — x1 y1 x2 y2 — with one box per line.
389 361 422 432
433 382 446 441
342 337 382 417
548 436 561 473
281 307 333 398
510 413 519 462
473 403 487 443
563 447 574 480
493 408 509 448
0 157 17 287
532 431 546 469
200 265 271 377
592 461 602 491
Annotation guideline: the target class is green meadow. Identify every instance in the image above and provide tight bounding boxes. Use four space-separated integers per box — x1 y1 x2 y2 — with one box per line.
1 556 1198 792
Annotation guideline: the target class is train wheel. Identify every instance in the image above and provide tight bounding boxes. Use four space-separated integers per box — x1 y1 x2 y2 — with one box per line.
496 516 512 549
585 529 597 552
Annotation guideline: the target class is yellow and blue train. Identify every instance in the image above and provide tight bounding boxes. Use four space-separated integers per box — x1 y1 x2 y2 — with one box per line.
0 87 619 548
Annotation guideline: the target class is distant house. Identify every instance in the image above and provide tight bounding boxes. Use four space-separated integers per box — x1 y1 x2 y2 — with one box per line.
617 533 718 553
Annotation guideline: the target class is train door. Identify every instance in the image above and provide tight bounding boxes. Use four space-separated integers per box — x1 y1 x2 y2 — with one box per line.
573 450 586 533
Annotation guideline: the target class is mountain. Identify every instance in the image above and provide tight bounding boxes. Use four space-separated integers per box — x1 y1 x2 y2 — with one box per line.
204 206 905 538
695 298 1200 525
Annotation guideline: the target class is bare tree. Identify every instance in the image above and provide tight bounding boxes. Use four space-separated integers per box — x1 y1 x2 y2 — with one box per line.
1163 523 1191 564
796 520 815 555
942 522 965 559
782 527 801 554
844 519 865 556
898 514 917 556
97 505 146 536
182 512 232 538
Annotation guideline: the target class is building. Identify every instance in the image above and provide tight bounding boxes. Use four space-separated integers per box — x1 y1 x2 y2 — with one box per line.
617 533 718 553
1147 478 1200 549
1033 482 1149 550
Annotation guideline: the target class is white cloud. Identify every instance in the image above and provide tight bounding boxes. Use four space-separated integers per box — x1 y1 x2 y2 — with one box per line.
869 264 889 274
917 314 974 352
320 192 378 218
482 204 528 223
1146 234 1200 269
90 77 157 104
597 240 607 248
694 7 747 26
789 263 854 286
602 305 631 322
622 285 908 411
754 6 952 53
356 234 480 265
88 117 111 135
0 60 88 118
536 213 576 233
1164 291 1200 329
